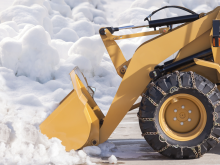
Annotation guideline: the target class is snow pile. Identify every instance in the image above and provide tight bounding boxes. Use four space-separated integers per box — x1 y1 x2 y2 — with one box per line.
108 155 117 164
0 123 97 164
0 122 117 164
1 25 59 83
1 4 48 27
0 0 219 164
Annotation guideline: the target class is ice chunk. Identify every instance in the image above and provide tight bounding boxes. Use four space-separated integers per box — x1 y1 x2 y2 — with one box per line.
83 146 102 156
108 155 117 164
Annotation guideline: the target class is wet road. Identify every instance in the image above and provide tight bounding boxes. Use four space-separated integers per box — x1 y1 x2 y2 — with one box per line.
103 108 220 165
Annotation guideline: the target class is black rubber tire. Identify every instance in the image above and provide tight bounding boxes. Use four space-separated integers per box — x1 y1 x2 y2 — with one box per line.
139 71 220 159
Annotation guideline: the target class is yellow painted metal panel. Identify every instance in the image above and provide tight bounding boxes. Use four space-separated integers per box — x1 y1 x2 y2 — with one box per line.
174 30 211 62
194 58 220 73
40 90 91 151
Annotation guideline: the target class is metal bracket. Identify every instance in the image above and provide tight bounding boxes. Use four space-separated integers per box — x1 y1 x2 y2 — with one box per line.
194 58 220 74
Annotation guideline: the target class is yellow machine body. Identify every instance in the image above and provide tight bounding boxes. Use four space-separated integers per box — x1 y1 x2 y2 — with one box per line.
40 7 220 150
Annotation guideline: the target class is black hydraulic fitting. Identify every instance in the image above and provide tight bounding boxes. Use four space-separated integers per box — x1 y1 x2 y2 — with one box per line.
99 27 119 35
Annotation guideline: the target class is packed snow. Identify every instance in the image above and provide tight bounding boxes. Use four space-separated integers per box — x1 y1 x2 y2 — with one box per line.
0 0 219 164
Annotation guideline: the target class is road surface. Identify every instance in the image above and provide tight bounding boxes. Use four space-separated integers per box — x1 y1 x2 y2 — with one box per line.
101 108 220 165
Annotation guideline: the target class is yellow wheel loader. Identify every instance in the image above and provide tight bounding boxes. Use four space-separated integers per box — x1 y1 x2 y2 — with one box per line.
40 6 220 159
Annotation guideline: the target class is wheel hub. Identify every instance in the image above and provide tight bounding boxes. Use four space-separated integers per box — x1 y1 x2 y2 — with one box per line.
165 98 200 133
159 94 207 141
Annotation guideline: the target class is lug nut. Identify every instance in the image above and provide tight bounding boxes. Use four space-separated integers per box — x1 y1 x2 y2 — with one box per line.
182 106 185 109
188 118 191 122
174 117 177 121
174 109 177 112
180 122 184 125
188 110 191 113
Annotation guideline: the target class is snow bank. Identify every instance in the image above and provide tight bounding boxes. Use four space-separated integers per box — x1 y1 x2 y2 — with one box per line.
0 123 97 165
0 25 59 83
0 4 47 26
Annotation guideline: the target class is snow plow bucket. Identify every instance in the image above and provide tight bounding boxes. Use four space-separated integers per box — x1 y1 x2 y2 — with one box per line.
40 67 104 151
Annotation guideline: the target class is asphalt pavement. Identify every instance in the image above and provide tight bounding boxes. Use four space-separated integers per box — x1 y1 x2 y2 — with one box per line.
104 108 220 165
